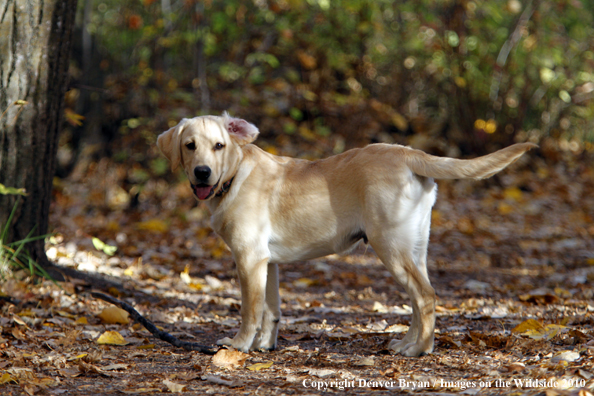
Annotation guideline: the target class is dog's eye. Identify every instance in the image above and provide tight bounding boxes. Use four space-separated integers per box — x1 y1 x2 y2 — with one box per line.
214 143 225 151
185 142 196 150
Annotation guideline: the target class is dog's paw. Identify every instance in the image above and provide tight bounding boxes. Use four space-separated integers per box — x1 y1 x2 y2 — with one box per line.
251 339 276 352
251 334 277 352
216 337 251 353
401 344 433 357
388 339 411 354
216 337 234 347
389 339 433 357
394 342 433 357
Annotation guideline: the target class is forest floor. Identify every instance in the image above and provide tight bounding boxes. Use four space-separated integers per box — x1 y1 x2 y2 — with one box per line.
1 144 594 395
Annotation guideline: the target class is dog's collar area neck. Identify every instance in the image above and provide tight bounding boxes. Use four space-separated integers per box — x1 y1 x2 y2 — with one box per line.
215 177 234 197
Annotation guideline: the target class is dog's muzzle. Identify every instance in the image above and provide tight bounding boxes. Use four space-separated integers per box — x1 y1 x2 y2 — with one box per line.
192 180 219 200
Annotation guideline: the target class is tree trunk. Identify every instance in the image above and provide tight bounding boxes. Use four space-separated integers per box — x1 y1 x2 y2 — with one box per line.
0 0 78 279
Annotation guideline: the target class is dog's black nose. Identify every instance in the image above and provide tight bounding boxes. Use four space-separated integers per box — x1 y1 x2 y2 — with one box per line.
194 166 211 182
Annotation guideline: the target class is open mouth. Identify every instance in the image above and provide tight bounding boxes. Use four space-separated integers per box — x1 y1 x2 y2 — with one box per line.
191 179 219 200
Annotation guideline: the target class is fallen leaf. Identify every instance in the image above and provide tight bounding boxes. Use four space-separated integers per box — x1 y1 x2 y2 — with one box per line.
102 363 130 371
293 278 316 288
97 330 129 345
498 202 514 215
0 372 17 385
180 265 203 290
551 351 580 363
92 237 117 256
67 353 88 361
307 368 335 378
203 374 243 387
98 306 130 325
56 310 76 319
0 183 27 195
437 335 462 349
58 368 81 378
11 328 26 341
372 301 388 313
247 361 273 371
163 379 186 393
500 362 526 373
512 319 543 334
211 348 249 370
385 324 409 333
353 357 375 366
12 315 29 328
121 388 162 394
136 219 169 233
503 186 523 201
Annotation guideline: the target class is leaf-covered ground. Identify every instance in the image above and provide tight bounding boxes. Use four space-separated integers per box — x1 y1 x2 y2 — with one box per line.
1 147 594 395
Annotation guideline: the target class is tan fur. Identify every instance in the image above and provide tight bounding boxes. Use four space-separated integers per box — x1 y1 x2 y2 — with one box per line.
157 114 536 356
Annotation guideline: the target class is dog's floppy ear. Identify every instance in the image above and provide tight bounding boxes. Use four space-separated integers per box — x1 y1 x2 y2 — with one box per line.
157 119 187 171
222 111 259 146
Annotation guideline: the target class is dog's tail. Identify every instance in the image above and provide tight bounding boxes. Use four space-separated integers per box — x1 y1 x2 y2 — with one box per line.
404 143 537 180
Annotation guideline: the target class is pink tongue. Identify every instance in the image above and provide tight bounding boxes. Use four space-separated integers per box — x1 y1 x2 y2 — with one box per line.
194 186 212 200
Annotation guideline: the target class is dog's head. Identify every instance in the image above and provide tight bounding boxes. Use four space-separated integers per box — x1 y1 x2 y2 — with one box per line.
157 112 259 200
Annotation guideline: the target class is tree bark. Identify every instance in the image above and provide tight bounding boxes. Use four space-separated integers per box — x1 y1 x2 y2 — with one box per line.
0 0 78 279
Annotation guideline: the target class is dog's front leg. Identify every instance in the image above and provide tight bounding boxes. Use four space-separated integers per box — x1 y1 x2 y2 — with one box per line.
217 255 269 352
251 262 281 351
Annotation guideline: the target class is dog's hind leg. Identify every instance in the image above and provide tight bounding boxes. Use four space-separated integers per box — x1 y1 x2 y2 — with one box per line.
388 194 434 354
251 262 281 351
217 254 270 352
371 233 435 357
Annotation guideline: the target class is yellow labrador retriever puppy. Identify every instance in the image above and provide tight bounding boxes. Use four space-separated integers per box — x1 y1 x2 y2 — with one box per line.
157 112 535 356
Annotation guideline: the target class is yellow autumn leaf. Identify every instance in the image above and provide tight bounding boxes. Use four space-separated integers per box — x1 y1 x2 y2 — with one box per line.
512 318 543 334
136 344 155 349
56 310 76 319
431 210 442 222
498 202 514 215
554 287 572 298
293 278 316 288
525 325 562 341
97 330 129 345
74 317 89 325
180 265 203 290
523 329 548 340
136 219 169 233
247 361 273 371
503 187 523 202
265 146 279 155
17 309 35 317
65 108 85 126
98 306 130 325
0 372 17 385
68 353 88 361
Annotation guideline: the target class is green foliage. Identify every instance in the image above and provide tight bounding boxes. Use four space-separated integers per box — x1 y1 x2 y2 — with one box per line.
0 199 56 282
92 237 117 256
0 183 27 196
77 0 594 154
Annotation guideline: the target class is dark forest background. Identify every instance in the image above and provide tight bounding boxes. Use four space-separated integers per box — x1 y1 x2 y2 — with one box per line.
62 0 594 182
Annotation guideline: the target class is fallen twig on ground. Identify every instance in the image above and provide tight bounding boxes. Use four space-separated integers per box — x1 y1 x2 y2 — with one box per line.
91 291 218 355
